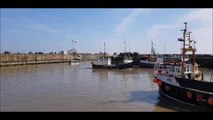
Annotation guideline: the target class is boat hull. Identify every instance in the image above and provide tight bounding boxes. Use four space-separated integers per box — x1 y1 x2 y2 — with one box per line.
118 62 133 69
91 62 133 69
175 78 213 92
139 61 154 68
155 78 213 110
70 62 80 65
69 59 80 65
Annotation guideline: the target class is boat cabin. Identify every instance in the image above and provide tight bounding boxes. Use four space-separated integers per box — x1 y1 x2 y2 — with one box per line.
98 57 111 65
154 62 202 81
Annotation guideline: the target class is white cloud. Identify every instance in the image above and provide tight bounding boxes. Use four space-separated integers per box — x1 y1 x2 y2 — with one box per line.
146 9 212 54
193 27 212 54
147 24 178 40
182 9 212 54
116 9 151 33
29 23 60 33
181 9 212 23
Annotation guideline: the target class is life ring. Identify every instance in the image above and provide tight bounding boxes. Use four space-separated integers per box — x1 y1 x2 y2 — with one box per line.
207 97 213 106
196 94 202 103
157 80 162 87
186 91 192 99
153 78 158 83
165 85 171 91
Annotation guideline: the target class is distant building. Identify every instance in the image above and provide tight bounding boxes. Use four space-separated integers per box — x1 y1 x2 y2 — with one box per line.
4 51 11 54
28 51 33 54
59 51 67 54
49 52 54 54
67 49 77 55
37 52 44 54
79 53 92 55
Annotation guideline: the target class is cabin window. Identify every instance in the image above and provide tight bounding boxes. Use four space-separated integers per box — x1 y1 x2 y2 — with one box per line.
172 67 174 72
175 67 178 73
167 67 169 72
168 67 171 72
177 67 180 73
154 65 158 70
186 65 191 72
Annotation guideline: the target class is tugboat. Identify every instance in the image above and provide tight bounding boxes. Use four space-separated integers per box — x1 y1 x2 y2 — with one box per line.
152 22 213 110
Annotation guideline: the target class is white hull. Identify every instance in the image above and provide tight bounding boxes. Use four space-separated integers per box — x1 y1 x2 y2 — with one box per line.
70 59 80 65
70 62 80 65
154 73 180 87
123 59 133 64
140 60 155 64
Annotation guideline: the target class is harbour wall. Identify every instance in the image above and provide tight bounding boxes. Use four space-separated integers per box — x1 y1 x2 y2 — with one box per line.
0 54 99 67
195 57 213 69
0 53 212 69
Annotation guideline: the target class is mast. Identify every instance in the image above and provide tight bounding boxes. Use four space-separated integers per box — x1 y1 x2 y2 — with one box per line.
129 45 130 53
164 42 166 55
178 22 187 78
178 22 196 78
104 42 106 57
182 22 187 67
124 40 127 59
151 40 155 56
124 40 126 53
72 40 77 57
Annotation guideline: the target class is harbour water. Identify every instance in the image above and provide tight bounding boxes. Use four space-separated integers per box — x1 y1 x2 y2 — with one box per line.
1 62 212 111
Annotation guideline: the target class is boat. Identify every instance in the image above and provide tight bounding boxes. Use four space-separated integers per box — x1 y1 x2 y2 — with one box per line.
118 52 133 69
139 42 157 68
69 40 81 65
91 42 117 68
120 41 133 68
69 50 81 65
139 59 156 68
70 58 80 65
91 42 133 69
91 56 118 68
152 22 213 110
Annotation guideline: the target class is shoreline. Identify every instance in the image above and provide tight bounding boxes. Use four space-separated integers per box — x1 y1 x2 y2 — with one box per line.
0 54 212 69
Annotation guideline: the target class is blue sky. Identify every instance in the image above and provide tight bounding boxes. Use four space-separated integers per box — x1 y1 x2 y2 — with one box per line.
1 8 212 54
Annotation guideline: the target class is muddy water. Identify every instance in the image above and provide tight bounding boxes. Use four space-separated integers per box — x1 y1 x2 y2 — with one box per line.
1 62 212 111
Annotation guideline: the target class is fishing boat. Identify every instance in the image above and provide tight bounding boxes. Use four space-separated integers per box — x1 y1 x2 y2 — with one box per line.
91 42 116 68
139 42 157 68
91 42 133 69
152 22 213 110
118 52 133 69
70 58 80 65
91 56 118 68
69 40 81 65
120 41 133 68
69 49 81 65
